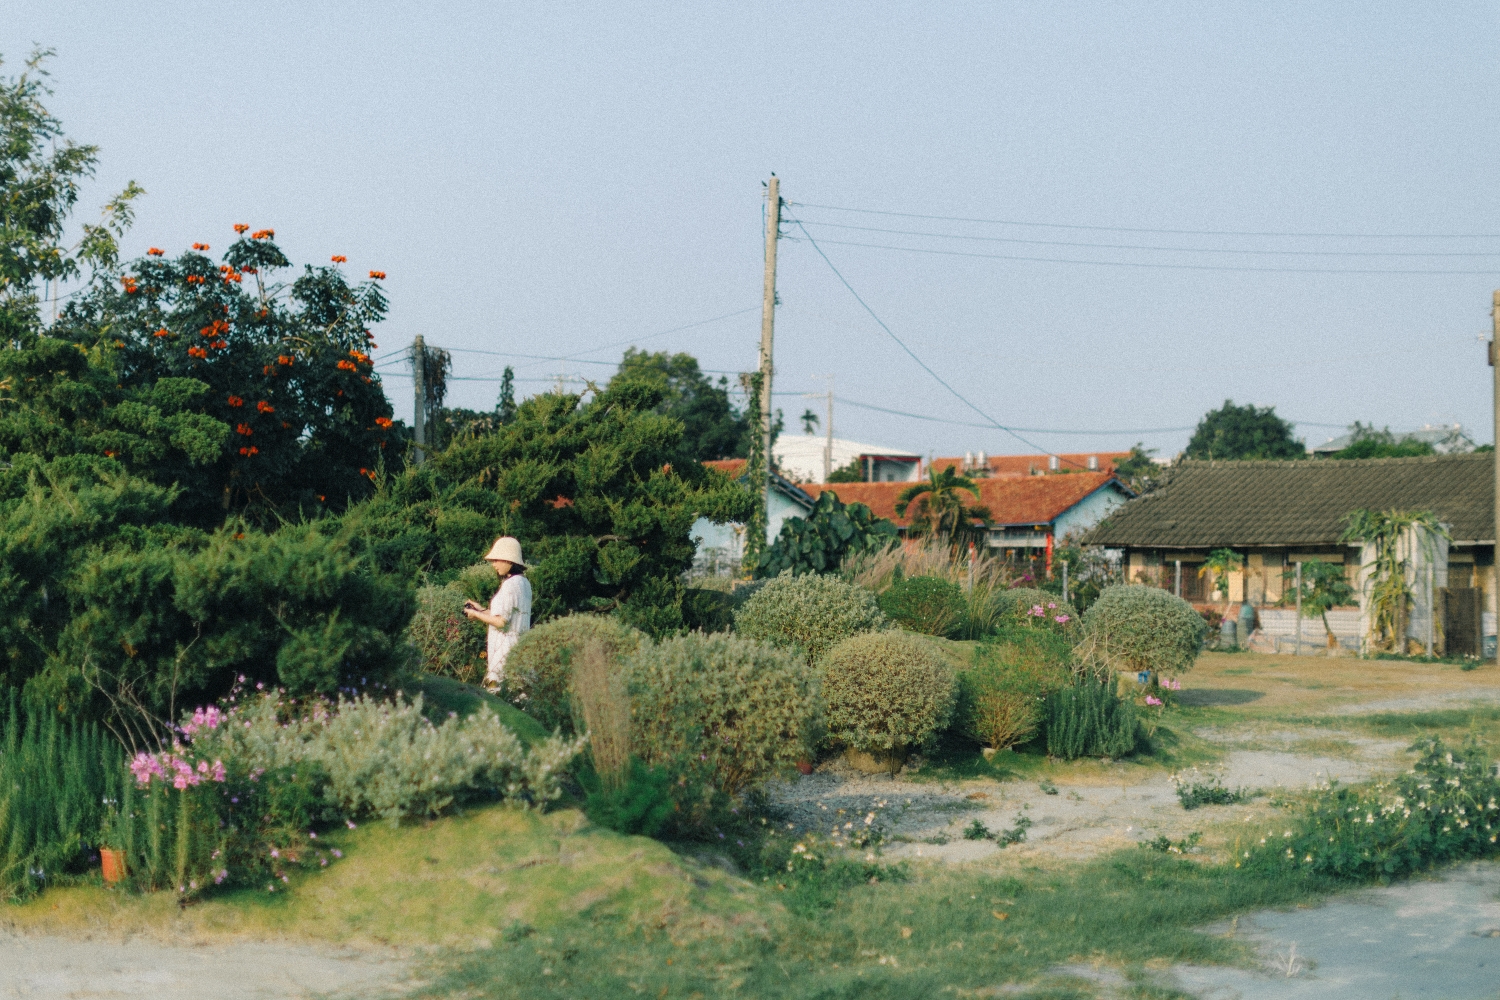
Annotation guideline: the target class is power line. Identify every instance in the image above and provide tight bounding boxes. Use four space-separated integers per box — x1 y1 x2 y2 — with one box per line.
796 219 1500 258
792 201 1500 240
788 218 1090 466
512 305 760 369
782 235 1500 276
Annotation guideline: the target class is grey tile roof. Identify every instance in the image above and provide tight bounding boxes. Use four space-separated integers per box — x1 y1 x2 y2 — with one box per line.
1084 453 1495 547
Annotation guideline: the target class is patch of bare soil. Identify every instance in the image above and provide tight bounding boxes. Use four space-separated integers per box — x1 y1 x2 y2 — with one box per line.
0 932 412 999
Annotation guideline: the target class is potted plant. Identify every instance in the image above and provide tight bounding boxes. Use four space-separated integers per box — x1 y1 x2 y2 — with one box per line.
98 798 129 885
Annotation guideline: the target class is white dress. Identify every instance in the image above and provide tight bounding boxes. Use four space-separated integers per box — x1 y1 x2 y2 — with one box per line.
486 574 532 684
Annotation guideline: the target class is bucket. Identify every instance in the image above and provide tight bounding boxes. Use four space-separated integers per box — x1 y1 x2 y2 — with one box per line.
100 848 127 885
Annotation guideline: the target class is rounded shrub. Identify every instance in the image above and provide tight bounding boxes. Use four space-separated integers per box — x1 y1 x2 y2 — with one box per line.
1077 585 1207 677
626 632 818 795
506 615 645 734
407 583 487 685
820 631 956 759
878 575 966 638
733 572 885 663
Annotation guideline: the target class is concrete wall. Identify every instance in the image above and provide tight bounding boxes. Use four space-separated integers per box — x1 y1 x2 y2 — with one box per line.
1054 485 1130 541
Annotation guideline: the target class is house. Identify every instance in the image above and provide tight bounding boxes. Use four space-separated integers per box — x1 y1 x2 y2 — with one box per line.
689 459 816 573
1310 423 1475 457
806 472 1133 562
1083 454 1494 654
773 435 922 484
931 451 1134 478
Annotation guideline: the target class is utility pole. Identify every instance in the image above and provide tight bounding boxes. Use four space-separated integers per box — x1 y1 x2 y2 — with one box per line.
1294 561 1303 656
1493 291 1500 663
412 334 426 466
824 383 834 482
759 175 781 538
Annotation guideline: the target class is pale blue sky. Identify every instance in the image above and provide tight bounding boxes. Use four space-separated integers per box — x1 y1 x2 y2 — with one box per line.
12 2 1500 458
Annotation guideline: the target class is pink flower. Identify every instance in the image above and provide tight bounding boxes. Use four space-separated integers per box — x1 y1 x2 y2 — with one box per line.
345 820 357 830
1145 695 1163 707
211 760 226 782
331 849 342 858
1047 602 1056 609
1054 614 1070 624
1030 605 1044 616
270 848 279 858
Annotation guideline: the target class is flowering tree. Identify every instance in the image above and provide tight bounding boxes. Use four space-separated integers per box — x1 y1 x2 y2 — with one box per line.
7 230 399 527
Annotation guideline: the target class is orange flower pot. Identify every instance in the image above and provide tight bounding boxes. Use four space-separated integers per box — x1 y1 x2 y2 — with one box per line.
100 848 127 885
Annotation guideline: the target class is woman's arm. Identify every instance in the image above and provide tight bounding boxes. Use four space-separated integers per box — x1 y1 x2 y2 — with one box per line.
463 601 508 629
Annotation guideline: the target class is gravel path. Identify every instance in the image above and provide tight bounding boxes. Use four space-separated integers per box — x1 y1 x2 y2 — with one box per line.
0 934 412 999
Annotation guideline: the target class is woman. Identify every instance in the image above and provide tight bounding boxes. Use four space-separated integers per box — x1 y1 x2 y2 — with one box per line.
463 536 532 693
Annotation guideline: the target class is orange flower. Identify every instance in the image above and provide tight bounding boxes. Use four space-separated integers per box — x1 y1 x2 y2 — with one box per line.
234 532 246 540
251 229 275 240
281 421 292 429
104 450 116 458
375 416 393 429
237 447 259 457
187 346 207 359
331 255 347 263
316 495 326 502
336 359 358 372
147 247 164 256
192 242 210 251
235 423 254 436
263 365 274 375
256 400 275 413
241 266 257 274
227 395 244 407
153 328 171 338
348 350 371 365
549 495 575 509
277 355 294 366
233 223 249 234
210 339 228 349
368 270 386 280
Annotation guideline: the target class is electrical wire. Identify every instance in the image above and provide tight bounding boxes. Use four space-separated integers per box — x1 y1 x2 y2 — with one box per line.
782 235 1500 276
787 217 1093 467
795 219 1500 258
792 201 1500 240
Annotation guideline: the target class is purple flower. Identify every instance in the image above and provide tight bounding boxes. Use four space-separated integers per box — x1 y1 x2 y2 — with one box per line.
331 849 343 858
346 819 357 830
1145 695 1163 707
1054 614 1070 624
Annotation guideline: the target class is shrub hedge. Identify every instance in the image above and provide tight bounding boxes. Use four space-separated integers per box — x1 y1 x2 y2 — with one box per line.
820 631 956 757
733 572 886 663
1077 585 1207 678
878 575 966 638
505 615 645 734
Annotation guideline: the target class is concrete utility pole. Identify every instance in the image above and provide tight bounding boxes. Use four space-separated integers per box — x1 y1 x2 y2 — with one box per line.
1493 291 1500 663
759 175 781 532
412 334 427 466
1295 561 1303 657
824 384 834 483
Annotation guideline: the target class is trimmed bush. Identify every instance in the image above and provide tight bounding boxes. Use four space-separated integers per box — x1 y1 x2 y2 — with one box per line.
408 584 488 685
821 631 956 758
626 632 817 795
956 634 1073 750
1076 585 1207 678
733 572 885 663
1044 678 1141 759
878 575 966 638
506 615 645 734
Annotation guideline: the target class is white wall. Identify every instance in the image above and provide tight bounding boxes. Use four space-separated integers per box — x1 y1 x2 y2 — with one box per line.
1054 485 1130 541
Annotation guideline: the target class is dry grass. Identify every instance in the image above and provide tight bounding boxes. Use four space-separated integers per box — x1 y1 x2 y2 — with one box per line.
569 640 630 791
842 540 1026 639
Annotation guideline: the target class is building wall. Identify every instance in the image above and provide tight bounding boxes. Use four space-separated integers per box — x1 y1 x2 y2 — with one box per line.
1053 485 1130 541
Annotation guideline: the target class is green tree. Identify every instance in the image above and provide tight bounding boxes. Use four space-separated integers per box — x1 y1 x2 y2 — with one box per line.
1111 443 1158 492
1330 423 1436 460
1198 548 1242 609
895 465 991 545
1185 400 1304 461
1341 508 1447 653
1281 558 1356 648
799 408 819 435
755 490 897 578
612 349 749 463
332 373 755 634
497 365 517 423
827 457 864 483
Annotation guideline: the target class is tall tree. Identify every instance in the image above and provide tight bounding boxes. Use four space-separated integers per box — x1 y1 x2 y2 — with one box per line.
1112 443 1159 492
497 365 517 423
611 349 749 463
895 465 991 545
1331 422 1436 460
1185 400 1304 461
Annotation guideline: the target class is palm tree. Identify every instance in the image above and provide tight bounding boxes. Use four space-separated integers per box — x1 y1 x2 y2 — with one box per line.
895 465 991 545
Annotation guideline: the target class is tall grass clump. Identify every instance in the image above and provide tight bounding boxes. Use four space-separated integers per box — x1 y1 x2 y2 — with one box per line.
570 640 630 791
733 572 885 664
0 691 123 899
956 633 1073 750
1044 678 1142 759
506 615 645 734
878 575 967 638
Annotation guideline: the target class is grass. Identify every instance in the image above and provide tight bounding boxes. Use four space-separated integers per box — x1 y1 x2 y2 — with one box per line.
411 674 549 745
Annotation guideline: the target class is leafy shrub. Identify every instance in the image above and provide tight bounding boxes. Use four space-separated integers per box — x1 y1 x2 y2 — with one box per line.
956 637 1072 750
682 587 735 633
505 615 645 734
994 587 1077 632
820 631 956 756
1076 585 1207 678
878 575 967 638
755 491 898 578
408 583 487 684
1248 738 1500 881
627 633 817 795
1044 678 1142 759
733 572 886 663
582 758 677 837
0 692 123 899
1172 769 1247 809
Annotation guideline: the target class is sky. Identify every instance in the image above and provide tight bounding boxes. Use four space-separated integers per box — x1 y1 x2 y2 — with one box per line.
11 1 1500 461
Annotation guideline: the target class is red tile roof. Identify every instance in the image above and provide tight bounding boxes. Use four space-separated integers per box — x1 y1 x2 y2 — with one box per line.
810 472 1125 528
703 458 748 478
931 452 1131 478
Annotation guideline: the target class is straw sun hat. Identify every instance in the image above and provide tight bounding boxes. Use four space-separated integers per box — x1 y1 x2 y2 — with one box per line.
484 536 525 567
